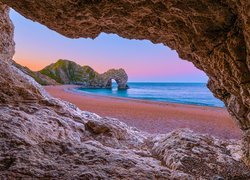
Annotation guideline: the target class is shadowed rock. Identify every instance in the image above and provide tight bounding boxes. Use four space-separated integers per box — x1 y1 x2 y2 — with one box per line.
0 1 250 178
0 60 249 178
0 2 14 62
1 0 249 164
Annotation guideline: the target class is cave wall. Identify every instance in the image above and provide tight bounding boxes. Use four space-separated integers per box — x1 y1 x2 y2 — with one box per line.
0 0 249 165
0 2 14 62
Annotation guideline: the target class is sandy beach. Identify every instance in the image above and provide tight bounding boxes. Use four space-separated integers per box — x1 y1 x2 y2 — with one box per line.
44 85 241 139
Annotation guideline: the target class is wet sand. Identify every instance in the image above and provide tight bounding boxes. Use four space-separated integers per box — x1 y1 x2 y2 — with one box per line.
44 85 241 139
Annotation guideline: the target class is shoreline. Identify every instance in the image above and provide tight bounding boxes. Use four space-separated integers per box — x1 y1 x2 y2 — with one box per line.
44 85 241 139
71 86 226 109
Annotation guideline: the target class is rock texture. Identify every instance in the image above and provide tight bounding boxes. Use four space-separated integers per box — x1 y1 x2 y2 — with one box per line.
39 59 129 89
13 61 59 85
0 60 249 179
0 2 14 62
102 69 129 89
0 3 250 178
1 0 249 165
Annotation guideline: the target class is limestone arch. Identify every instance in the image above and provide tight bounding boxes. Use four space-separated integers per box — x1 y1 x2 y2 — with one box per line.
101 69 129 89
0 0 249 165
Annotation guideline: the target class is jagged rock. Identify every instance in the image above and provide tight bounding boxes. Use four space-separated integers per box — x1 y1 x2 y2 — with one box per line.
0 60 249 179
102 69 129 89
1 0 249 164
39 59 129 89
0 1 250 178
0 2 14 62
152 129 249 178
12 61 58 85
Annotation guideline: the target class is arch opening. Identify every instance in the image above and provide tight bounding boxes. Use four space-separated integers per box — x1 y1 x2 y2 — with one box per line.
101 68 129 90
105 79 118 89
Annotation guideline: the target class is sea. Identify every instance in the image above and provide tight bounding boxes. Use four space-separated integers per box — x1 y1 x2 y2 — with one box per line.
74 82 224 107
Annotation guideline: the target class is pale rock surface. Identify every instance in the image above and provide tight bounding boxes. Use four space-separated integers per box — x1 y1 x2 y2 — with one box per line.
0 59 249 179
1 0 249 163
0 2 250 179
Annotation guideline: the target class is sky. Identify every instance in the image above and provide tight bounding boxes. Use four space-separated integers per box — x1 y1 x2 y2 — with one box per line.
10 10 208 82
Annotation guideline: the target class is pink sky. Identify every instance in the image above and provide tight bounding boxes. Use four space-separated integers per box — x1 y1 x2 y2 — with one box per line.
11 10 208 82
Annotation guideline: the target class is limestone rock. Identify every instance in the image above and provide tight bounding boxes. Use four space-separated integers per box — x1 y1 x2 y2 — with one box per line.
39 59 129 89
152 129 249 178
0 2 14 62
0 59 249 179
1 0 249 163
39 59 95 85
0 0 250 177
102 69 129 89
13 61 59 85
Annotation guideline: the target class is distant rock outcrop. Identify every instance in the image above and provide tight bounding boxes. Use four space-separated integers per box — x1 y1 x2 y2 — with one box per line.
39 59 129 89
102 69 129 89
12 61 58 86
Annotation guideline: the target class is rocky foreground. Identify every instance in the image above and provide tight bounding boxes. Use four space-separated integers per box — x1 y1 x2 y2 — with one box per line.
0 60 250 179
0 1 250 179
2 0 250 165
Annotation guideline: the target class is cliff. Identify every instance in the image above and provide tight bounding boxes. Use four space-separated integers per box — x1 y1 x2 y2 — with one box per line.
13 59 129 89
39 59 129 89
12 61 58 85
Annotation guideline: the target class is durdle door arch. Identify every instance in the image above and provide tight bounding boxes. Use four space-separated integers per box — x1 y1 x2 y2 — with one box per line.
0 0 250 170
102 69 129 89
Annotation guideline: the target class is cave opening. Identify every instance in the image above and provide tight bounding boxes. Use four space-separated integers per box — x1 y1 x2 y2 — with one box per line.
0 1 250 177
11 10 240 138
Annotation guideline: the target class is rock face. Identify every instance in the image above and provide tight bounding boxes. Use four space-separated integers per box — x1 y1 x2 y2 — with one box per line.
1 0 249 165
0 3 249 178
39 59 129 89
13 61 59 85
102 69 129 89
0 2 14 62
0 60 249 179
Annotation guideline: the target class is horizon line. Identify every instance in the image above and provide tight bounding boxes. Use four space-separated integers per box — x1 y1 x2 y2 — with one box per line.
127 81 207 83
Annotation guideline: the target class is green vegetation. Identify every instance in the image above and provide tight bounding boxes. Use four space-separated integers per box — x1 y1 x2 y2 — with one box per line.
83 66 96 80
14 59 128 89
13 61 57 85
39 59 100 85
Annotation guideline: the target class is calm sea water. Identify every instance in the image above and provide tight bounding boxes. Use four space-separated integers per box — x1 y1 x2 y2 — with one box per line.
74 82 224 107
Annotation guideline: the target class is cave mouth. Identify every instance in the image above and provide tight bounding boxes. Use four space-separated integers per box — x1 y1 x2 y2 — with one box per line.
1 0 250 166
